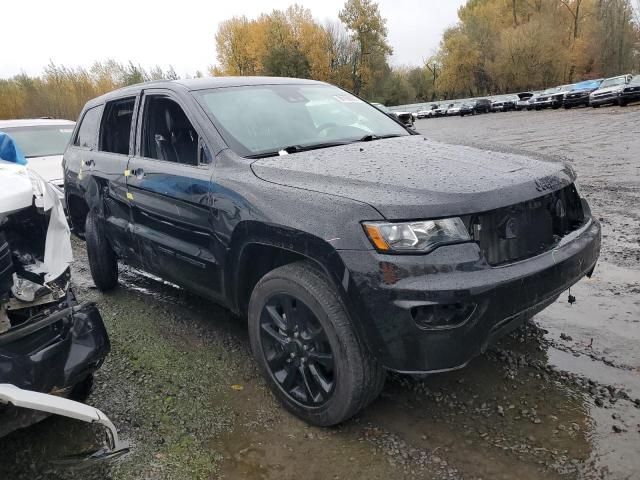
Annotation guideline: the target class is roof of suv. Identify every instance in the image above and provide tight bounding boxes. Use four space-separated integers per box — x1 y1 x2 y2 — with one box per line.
85 76 327 108
0 118 75 128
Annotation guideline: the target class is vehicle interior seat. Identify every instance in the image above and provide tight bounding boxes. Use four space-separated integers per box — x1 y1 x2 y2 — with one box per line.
147 98 198 165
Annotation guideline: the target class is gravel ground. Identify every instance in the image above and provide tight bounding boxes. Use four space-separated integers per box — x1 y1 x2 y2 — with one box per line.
0 105 638 480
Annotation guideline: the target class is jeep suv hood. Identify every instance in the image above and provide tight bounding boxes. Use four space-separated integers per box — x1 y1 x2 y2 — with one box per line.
250 135 575 220
592 85 623 95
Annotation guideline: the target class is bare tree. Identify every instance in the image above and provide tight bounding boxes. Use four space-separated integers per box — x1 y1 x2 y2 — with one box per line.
559 0 584 40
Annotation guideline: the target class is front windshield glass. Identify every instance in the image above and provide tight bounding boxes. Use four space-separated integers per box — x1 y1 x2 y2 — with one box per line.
197 84 408 157
600 77 627 88
0 125 74 157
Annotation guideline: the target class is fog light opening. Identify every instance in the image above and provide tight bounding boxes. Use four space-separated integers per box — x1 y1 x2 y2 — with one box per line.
411 303 476 329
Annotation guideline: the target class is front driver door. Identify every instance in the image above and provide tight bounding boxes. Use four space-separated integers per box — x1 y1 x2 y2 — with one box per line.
125 89 223 301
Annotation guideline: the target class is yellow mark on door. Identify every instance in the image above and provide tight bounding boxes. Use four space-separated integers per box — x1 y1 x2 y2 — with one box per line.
126 192 134 201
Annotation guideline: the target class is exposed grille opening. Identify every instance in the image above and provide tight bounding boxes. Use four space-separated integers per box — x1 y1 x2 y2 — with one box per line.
468 184 585 266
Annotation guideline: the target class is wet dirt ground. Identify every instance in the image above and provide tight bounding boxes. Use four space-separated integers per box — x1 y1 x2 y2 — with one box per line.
1 105 639 480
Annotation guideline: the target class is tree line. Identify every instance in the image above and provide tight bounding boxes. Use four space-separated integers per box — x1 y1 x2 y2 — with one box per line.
0 61 184 120
0 0 638 120
210 0 640 102
432 0 640 99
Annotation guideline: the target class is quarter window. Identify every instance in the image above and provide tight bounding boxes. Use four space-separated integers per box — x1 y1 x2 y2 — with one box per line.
99 97 136 155
74 105 103 149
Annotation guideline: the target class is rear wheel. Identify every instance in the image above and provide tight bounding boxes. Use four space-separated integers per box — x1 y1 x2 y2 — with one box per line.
248 261 385 426
85 211 118 291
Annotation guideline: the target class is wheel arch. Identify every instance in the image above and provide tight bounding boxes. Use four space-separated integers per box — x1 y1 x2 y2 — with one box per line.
227 221 350 318
65 176 106 236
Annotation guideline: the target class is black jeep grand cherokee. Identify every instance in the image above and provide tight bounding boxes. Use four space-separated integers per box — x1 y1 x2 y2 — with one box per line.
63 77 601 426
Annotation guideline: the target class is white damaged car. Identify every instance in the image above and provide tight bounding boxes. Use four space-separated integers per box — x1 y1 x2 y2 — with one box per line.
0 158 126 460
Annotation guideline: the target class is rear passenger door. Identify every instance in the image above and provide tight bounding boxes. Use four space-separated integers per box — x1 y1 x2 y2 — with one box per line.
92 96 139 261
126 90 223 300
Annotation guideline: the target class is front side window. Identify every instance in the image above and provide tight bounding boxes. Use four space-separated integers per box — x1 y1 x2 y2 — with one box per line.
2 124 75 157
100 97 135 155
140 96 199 166
74 106 103 150
197 84 408 157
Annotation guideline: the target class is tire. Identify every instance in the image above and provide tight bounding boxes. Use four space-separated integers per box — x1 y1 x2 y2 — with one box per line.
248 261 385 426
564 105 572 109
619 99 627 107
85 210 118 291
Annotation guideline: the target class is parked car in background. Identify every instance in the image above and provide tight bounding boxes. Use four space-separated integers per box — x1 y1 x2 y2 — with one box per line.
372 103 414 128
590 74 632 107
416 105 438 119
533 85 573 110
562 79 602 109
491 95 518 112
0 119 75 206
473 98 492 114
446 103 462 116
618 75 640 106
433 103 450 117
64 77 601 426
459 103 475 117
515 92 534 110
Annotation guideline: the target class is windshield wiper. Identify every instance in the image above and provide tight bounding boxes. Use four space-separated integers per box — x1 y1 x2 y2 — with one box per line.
246 141 353 159
358 133 404 142
246 134 406 159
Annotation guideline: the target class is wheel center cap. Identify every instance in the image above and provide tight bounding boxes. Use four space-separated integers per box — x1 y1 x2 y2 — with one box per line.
286 339 304 355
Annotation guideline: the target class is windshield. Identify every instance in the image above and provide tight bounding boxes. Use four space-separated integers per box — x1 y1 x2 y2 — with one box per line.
0 125 74 157
543 87 560 94
600 76 627 88
574 80 601 90
197 84 408 157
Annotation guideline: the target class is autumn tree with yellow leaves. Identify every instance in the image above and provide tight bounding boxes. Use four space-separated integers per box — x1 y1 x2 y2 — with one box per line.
1 0 638 120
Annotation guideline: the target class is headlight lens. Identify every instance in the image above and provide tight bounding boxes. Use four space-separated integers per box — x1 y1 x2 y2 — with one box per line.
363 218 470 253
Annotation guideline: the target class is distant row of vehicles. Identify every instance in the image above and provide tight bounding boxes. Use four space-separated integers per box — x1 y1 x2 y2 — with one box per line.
396 73 640 120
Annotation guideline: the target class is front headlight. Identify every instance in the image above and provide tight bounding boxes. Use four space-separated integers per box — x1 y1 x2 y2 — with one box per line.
363 218 471 253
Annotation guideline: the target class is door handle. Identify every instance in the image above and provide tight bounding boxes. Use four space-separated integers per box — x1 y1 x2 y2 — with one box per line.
84 159 95 167
133 168 145 179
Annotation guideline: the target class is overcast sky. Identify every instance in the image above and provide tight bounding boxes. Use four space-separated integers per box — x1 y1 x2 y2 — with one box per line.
1 0 465 78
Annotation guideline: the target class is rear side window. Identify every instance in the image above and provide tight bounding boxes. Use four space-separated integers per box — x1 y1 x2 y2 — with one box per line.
99 97 136 155
74 106 103 149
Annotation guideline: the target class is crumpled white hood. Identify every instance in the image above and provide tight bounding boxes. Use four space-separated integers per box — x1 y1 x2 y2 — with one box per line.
0 161 34 215
0 160 72 282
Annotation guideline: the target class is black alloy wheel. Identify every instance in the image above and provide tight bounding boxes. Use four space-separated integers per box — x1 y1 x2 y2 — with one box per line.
248 261 385 426
259 293 335 406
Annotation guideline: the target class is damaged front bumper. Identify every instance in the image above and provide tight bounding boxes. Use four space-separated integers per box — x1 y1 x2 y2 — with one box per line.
339 217 601 373
0 299 111 436
0 383 129 461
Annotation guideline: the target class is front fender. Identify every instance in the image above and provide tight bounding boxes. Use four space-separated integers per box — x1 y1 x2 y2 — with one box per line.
226 221 348 302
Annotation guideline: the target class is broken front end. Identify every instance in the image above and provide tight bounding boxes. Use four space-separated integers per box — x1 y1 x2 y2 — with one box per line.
0 161 110 438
